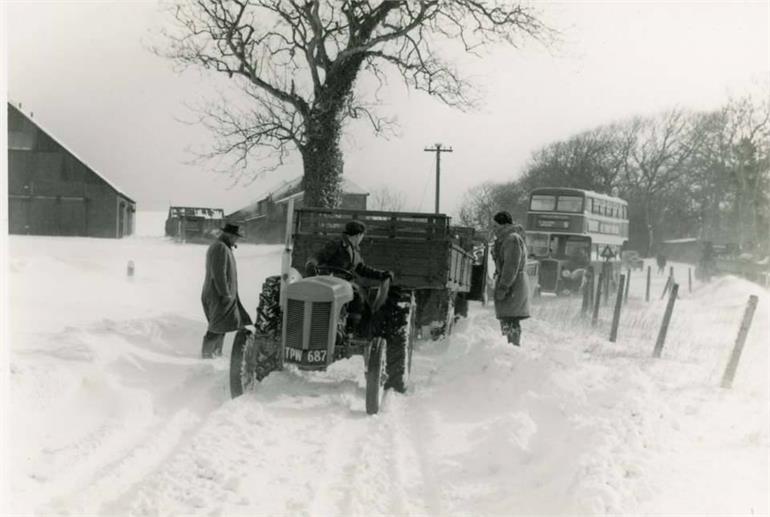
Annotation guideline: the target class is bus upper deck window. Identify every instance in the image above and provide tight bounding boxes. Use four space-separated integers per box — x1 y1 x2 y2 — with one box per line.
557 196 583 212
531 195 556 211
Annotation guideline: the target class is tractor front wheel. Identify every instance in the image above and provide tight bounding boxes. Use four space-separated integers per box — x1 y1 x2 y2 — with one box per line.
365 337 387 415
230 329 281 398
230 330 257 397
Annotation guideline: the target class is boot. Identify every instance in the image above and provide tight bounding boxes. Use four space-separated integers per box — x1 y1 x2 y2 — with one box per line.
507 328 521 347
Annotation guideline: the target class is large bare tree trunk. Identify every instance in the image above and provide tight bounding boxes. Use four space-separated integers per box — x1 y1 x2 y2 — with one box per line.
302 107 344 208
301 57 364 208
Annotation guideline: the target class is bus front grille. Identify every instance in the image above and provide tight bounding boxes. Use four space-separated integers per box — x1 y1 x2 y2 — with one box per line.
539 259 559 292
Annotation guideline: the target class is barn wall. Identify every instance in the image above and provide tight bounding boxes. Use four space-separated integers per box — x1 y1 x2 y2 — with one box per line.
7 104 135 238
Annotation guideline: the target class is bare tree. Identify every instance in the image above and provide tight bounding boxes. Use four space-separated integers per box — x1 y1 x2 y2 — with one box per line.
622 110 702 254
723 91 770 250
160 0 551 207
458 181 498 229
518 126 629 194
369 185 406 211
458 180 527 230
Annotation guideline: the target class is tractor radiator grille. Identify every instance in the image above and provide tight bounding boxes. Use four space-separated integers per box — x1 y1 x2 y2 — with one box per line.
539 259 559 292
309 302 331 349
286 299 304 349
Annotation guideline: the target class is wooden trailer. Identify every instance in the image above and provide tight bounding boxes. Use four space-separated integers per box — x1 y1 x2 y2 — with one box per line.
290 207 488 337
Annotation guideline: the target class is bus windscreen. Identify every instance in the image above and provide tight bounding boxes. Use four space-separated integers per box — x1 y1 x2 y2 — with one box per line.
556 196 583 212
530 195 556 211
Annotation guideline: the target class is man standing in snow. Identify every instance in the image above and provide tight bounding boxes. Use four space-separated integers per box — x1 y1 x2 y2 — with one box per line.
200 223 253 358
491 211 531 346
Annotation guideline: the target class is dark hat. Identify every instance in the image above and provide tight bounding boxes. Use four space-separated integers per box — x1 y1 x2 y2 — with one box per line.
493 211 513 225
221 223 244 237
343 220 366 236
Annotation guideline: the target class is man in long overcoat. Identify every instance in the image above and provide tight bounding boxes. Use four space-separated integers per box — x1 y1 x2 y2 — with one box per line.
492 211 531 346
201 223 253 358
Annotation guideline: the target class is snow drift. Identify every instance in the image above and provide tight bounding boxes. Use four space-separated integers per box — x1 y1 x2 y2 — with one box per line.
6 231 769 516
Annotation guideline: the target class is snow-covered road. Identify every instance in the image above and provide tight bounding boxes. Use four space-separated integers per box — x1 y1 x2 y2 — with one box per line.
6 235 769 515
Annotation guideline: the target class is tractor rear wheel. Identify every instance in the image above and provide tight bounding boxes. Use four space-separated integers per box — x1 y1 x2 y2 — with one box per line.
375 289 415 393
230 275 283 398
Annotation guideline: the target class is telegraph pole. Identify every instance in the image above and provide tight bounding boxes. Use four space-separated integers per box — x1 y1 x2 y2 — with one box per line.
424 143 453 214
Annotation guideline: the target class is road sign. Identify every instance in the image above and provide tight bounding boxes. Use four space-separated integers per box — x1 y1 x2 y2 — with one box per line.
601 245 616 260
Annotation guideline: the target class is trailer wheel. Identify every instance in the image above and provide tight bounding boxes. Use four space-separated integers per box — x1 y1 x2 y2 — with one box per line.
365 337 387 414
454 293 469 319
443 292 457 337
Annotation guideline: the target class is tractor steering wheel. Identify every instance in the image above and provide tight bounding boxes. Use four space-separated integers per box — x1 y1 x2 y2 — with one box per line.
315 265 355 281
370 276 391 313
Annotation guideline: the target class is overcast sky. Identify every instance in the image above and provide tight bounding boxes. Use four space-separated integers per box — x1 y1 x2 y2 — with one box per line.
4 1 769 217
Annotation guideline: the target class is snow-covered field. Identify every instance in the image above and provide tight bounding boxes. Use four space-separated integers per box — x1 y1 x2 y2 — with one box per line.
5 229 769 516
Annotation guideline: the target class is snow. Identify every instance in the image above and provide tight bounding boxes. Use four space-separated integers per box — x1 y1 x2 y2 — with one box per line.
5 222 769 516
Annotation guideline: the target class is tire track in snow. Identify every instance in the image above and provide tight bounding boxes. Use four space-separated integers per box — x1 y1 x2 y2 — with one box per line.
306 391 440 516
124 369 375 516
29 363 228 514
42 409 203 515
328 395 410 516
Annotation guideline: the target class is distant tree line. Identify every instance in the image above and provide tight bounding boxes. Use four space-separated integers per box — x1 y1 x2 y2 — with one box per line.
459 88 770 256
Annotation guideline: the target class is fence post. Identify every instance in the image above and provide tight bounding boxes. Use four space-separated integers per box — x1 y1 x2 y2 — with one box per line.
582 266 594 314
721 295 759 389
645 265 651 302
669 266 674 280
624 269 631 304
653 283 679 358
610 274 625 342
688 267 692 293
660 275 672 300
592 272 604 327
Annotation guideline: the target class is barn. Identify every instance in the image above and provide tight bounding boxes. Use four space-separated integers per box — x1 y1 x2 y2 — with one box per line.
227 176 368 244
7 102 136 238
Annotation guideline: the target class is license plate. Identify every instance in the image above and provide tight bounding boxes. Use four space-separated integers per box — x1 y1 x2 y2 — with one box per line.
284 347 327 364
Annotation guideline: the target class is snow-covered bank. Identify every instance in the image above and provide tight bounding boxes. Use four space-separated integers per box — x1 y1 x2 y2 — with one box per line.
6 235 769 515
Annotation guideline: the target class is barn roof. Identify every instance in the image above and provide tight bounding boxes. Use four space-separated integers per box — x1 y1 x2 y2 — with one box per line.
7 102 135 203
270 176 368 203
229 175 368 217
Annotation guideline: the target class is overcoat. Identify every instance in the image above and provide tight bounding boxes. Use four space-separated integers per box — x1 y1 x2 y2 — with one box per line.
492 225 531 319
201 237 252 333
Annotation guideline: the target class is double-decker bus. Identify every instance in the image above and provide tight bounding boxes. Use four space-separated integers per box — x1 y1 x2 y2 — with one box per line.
524 187 629 294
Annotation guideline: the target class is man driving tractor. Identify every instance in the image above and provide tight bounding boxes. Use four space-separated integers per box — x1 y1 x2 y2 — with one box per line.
305 220 394 329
